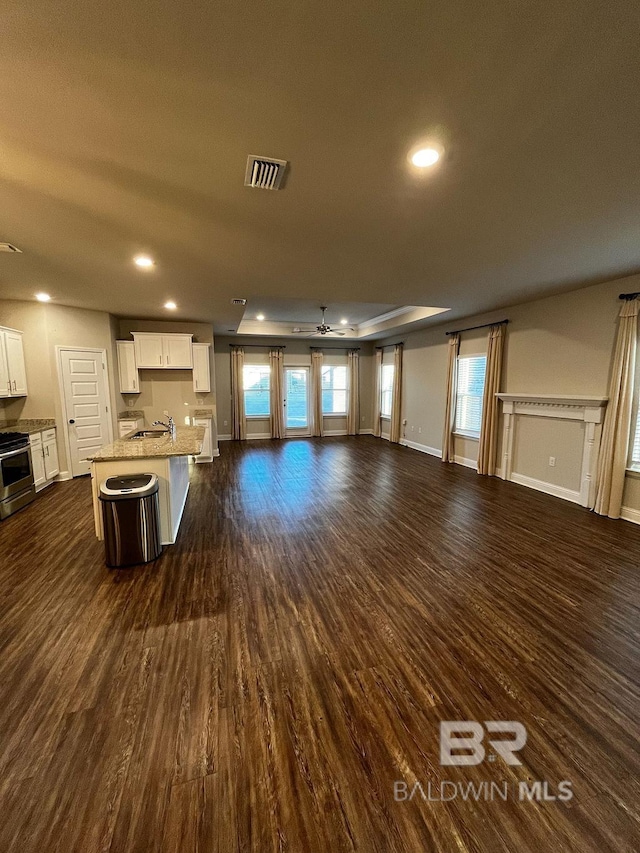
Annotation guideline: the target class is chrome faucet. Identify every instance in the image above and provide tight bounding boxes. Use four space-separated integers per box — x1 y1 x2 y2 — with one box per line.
152 416 176 436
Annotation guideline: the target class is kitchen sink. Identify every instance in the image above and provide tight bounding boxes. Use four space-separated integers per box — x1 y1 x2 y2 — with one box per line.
127 429 170 440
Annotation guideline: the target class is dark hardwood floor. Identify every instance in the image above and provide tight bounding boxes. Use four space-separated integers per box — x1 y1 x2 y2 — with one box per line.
1 436 639 852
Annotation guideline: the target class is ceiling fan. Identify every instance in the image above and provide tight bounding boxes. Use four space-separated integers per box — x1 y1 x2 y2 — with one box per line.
292 306 355 336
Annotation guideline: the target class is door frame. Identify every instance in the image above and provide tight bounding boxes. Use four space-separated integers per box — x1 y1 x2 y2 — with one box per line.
284 365 311 437
56 346 114 478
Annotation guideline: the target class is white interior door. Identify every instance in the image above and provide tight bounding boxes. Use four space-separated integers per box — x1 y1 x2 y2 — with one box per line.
284 367 310 435
60 349 111 477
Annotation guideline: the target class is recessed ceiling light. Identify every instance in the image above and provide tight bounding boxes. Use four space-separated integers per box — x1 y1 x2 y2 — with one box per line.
256 314 265 321
340 318 348 325
164 301 177 310
411 147 441 168
35 292 51 302
134 255 154 268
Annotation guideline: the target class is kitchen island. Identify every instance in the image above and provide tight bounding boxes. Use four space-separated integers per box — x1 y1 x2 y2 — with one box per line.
88 425 205 545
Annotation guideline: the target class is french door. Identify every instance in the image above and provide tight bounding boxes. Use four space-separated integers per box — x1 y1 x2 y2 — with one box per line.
284 367 310 436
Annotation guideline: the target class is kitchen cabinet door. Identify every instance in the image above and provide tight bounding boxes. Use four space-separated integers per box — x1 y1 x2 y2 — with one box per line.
5 331 28 396
0 332 9 398
163 334 193 368
117 341 139 393
192 343 211 393
134 334 164 368
44 438 60 480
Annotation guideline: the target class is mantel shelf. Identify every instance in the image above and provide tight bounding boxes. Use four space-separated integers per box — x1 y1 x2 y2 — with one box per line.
496 393 608 407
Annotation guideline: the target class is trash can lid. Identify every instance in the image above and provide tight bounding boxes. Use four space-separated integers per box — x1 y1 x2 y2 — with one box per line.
99 473 159 500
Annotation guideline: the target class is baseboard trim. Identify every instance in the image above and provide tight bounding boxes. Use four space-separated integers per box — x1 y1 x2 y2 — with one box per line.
400 438 442 458
218 433 271 441
324 429 347 437
55 470 73 482
359 429 374 435
212 449 220 457
454 455 477 470
510 472 581 504
620 506 640 525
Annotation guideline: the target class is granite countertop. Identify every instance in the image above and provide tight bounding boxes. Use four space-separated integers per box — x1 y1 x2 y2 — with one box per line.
118 410 145 420
0 418 56 435
88 425 205 462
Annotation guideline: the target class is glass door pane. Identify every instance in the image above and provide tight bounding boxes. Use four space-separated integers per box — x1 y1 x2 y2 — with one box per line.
285 368 309 430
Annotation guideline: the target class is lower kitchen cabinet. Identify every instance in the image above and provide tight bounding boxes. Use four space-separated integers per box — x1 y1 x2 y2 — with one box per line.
30 428 59 491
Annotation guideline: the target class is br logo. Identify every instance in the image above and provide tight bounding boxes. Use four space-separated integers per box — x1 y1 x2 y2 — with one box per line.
440 721 527 766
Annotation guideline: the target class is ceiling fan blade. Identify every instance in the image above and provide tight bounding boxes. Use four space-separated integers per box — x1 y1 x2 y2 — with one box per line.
292 328 316 333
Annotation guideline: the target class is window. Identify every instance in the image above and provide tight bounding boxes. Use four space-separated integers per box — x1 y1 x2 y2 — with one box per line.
631 416 640 469
454 355 487 437
380 364 394 418
243 364 270 417
322 365 348 415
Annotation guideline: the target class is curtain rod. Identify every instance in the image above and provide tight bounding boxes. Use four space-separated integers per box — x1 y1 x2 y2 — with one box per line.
310 346 361 351
375 341 404 350
445 319 509 336
229 343 286 349
619 292 640 300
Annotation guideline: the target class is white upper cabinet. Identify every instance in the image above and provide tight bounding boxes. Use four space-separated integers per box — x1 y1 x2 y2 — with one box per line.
133 333 193 369
0 328 28 397
192 343 211 393
0 332 9 399
163 334 193 368
116 341 139 393
133 333 164 368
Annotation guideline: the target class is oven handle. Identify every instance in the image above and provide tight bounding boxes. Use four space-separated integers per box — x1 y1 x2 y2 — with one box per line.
0 447 31 460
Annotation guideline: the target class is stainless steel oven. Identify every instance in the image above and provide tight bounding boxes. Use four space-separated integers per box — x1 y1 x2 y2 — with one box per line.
0 432 35 519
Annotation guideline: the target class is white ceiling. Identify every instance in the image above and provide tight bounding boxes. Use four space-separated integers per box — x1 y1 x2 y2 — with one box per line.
0 0 639 333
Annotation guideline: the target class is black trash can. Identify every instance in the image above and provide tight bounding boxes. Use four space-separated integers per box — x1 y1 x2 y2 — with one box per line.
99 473 162 567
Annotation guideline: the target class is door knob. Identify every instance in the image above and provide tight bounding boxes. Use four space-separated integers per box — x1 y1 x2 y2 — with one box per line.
69 419 75 424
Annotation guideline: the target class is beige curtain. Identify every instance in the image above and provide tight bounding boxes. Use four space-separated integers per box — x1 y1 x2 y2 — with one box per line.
593 297 639 517
389 343 403 443
347 349 360 435
373 348 383 437
269 348 285 439
442 333 459 463
231 346 246 441
477 324 505 476
311 350 324 437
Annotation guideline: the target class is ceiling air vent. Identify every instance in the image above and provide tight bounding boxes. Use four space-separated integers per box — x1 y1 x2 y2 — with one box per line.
244 156 287 190
0 243 22 253
231 298 247 306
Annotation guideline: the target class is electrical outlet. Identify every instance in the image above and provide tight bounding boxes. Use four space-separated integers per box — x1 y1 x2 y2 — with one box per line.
418 427 422 434
127 399 134 408
549 456 556 467
361 416 365 423
411 424 415 432
224 420 228 427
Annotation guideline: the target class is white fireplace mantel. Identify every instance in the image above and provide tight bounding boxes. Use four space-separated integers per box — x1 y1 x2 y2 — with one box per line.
496 393 608 507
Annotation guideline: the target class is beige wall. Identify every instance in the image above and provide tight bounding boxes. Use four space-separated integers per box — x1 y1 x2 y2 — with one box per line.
0 300 120 473
214 337 375 436
117 320 217 440
390 272 640 515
